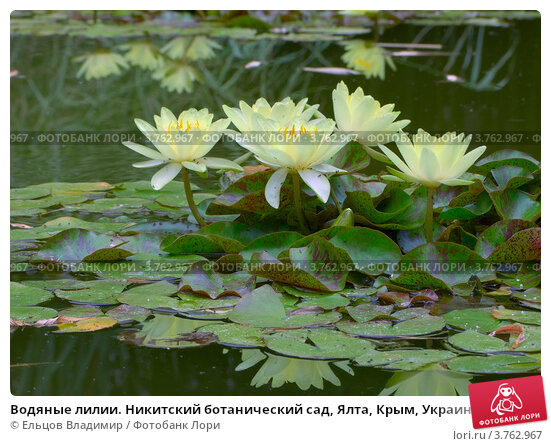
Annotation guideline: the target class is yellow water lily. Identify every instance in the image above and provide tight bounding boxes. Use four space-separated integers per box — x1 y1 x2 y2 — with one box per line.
161 36 221 61
74 50 128 80
332 81 410 145
223 97 320 132
224 98 347 219
120 41 161 70
341 40 395 80
379 129 486 187
123 107 241 226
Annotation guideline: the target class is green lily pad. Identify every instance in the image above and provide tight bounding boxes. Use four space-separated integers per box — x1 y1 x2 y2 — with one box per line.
118 314 219 349
11 282 53 306
484 166 534 192
197 324 265 347
475 219 536 258
105 304 151 322
439 192 493 220
11 195 88 210
327 227 402 274
265 329 375 359
11 306 58 324
392 307 432 320
490 189 540 221
10 217 130 241
445 354 540 374
347 303 394 322
161 233 245 255
475 149 540 173
229 285 341 328
448 330 508 353
511 325 540 352
34 228 134 263
240 231 303 262
297 293 350 310
392 242 491 289
356 349 456 371
337 316 446 338
443 308 500 333
491 307 540 325
58 305 104 321
197 221 265 245
66 197 149 213
117 281 179 308
178 261 255 298
11 185 51 200
251 238 348 292
55 280 127 304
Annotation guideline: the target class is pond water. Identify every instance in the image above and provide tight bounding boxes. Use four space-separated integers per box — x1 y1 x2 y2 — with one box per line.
11 12 541 395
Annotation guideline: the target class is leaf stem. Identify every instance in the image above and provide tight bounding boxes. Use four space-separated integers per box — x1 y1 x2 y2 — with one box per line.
425 186 434 243
330 187 343 213
292 171 309 234
182 168 207 227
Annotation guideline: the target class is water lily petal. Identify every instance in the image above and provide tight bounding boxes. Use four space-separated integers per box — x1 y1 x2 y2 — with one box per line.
182 161 207 173
447 146 487 179
199 157 244 171
134 118 176 159
298 169 331 203
419 146 441 182
123 141 166 161
265 168 289 209
440 178 474 186
151 163 182 190
310 163 346 174
378 144 416 177
132 159 165 168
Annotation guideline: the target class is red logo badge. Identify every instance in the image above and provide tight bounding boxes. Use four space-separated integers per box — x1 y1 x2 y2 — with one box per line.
469 375 547 429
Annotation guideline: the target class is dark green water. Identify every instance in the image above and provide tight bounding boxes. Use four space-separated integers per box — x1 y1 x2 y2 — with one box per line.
11 17 541 395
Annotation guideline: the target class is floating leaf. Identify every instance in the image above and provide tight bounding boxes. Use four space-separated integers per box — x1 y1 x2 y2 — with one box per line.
439 192 493 220
105 304 151 322
178 261 255 299
445 354 540 374
240 231 303 262
196 323 264 347
117 281 179 309
475 149 540 173
11 306 58 324
448 330 508 353
490 189 540 221
55 280 127 304
34 228 134 263
161 233 244 255
252 238 347 292
57 305 103 322
337 316 446 338
484 166 534 192
491 307 540 325
355 349 456 371
442 308 500 333
11 282 53 306
475 219 536 259
55 316 118 333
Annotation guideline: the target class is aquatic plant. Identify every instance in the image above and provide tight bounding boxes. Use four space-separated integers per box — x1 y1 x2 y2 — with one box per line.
379 129 486 241
341 40 395 80
224 98 347 232
123 107 242 226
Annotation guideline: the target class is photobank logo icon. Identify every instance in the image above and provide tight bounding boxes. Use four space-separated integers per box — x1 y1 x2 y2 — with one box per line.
469 375 547 429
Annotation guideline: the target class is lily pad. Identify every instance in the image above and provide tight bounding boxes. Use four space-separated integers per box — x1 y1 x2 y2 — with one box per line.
55 280 127 304
442 308 500 333
11 281 53 306
105 304 152 322
117 281 179 309
34 228 134 263
356 349 456 371
448 330 508 353
11 306 58 324
197 324 265 347
347 303 394 322
337 316 446 338
265 329 375 359
475 149 540 173
475 219 536 259
491 307 540 325
58 305 104 322
55 316 118 333
240 231 303 262
161 233 245 255
490 189 540 221
445 354 540 374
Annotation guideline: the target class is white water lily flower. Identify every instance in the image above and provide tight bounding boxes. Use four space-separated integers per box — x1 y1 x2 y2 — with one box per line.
379 129 486 187
225 99 346 208
120 41 161 70
223 97 321 133
152 61 200 93
332 81 410 145
161 36 221 61
341 40 395 80
123 107 242 190
74 51 128 80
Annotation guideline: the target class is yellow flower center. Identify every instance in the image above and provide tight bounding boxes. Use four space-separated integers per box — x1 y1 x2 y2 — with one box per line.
278 124 317 136
167 119 203 132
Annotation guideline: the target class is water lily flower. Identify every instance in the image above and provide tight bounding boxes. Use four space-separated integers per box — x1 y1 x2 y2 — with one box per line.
74 50 128 80
223 97 321 132
224 98 347 226
379 129 486 243
123 107 242 226
161 36 221 61
152 60 200 93
332 81 410 145
120 41 161 70
341 40 395 80
379 129 486 187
